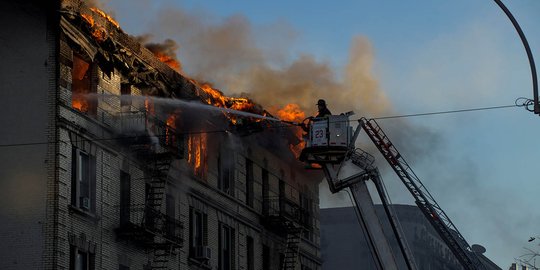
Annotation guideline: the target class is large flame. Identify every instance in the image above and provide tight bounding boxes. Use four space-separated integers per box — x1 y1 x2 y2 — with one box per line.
71 55 94 113
155 52 181 72
188 133 207 179
275 104 307 158
195 82 263 125
80 7 120 43
72 95 88 112
89 7 120 29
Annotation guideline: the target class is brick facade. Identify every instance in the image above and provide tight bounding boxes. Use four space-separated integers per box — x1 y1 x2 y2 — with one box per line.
1 1 322 269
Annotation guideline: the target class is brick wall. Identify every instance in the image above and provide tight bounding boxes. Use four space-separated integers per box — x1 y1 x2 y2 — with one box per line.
0 3 320 270
0 1 59 269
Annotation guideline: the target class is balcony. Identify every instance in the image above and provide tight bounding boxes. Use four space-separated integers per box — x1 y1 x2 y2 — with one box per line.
115 111 183 159
116 205 184 248
262 196 311 234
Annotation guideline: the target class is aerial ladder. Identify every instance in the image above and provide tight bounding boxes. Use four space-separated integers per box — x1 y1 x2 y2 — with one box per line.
299 113 485 270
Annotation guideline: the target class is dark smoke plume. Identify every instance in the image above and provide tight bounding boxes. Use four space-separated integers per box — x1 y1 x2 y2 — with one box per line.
136 36 183 72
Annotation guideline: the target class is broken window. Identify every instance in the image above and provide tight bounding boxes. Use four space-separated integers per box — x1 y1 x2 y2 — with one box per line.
218 151 234 196
187 134 207 180
71 148 96 212
71 54 97 115
120 83 132 112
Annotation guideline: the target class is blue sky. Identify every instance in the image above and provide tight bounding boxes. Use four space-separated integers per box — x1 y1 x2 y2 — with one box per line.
105 0 539 267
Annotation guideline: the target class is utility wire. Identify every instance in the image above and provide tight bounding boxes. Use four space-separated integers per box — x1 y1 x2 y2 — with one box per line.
0 101 526 148
371 104 517 120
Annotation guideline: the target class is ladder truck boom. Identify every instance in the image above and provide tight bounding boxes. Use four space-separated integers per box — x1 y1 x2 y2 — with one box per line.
300 114 416 270
299 114 485 270
358 117 485 270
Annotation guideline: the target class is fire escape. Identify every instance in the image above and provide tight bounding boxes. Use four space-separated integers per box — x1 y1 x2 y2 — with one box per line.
115 111 184 270
263 188 312 270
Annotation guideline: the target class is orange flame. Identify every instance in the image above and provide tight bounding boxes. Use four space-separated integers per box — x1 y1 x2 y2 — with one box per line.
91 27 107 42
188 133 207 179
81 13 95 27
165 114 176 146
200 83 227 107
155 52 181 72
80 8 120 43
275 104 307 158
72 95 88 112
276 104 305 123
89 7 120 29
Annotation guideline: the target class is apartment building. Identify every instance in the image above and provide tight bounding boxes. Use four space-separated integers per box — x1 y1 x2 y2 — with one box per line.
0 1 322 269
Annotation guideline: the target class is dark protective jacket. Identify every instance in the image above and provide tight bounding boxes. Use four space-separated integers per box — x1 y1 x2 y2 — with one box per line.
316 107 332 118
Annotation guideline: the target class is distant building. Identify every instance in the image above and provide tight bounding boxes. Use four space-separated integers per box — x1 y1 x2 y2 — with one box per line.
320 205 501 270
509 263 533 270
0 1 322 269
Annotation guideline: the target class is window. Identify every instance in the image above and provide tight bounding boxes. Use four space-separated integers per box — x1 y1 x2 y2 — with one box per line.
120 83 131 112
189 208 208 259
262 245 270 270
300 192 313 241
261 168 269 197
245 159 254 207
70 246 95 270
219 223 235 270
218 152 234 196
71 148 96 212
262 168 269 215
119 265 129 270
246 236 254 270
71 54 97 115
119 171 131 226
187 134 208 180
165 194 176 238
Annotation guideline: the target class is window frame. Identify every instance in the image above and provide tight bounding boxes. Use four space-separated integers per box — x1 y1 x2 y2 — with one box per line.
71 53 97 116
70 245 95 270
71 147 96 213
218 223 235 270
245 158 254 207
119 170 131 226
189 207 208 259
246 236 254 270
218 152 234 196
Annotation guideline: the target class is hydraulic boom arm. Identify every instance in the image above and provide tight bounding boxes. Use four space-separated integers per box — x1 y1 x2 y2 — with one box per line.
358 118 485 270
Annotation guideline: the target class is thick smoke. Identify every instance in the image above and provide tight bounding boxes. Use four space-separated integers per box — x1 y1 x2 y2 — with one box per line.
147 7 389 117
136 36 183 72
133 4 441 207
85 0 113 14
144 6 437 149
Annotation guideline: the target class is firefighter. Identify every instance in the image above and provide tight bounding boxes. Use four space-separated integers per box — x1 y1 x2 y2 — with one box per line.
301 99 332 132
316 99 332 117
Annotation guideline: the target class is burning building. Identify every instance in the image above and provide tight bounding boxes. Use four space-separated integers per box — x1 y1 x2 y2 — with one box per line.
0 1 322 269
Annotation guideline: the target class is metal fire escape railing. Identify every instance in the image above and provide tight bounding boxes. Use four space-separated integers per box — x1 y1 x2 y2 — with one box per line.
263 196 311 270
118 205 184 245
116 111 183 269
359 118 484 270
117 205 184 269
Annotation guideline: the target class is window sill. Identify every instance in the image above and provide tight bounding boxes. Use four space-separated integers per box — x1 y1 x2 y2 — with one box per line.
69 205 100 223
187 257 212 270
